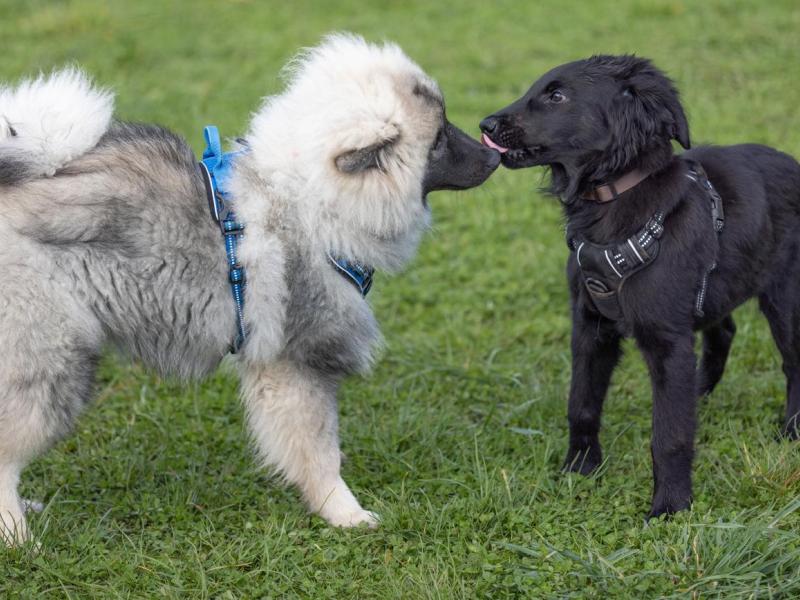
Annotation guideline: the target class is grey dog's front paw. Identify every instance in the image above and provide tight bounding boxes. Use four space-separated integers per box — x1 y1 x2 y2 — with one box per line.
326 509 380 529
311 476 380 529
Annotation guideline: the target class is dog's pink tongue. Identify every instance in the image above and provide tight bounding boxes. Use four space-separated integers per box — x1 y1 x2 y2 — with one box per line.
481 133 509 153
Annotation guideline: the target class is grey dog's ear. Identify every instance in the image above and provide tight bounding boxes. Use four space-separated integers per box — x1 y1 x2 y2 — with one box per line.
335 133 399 174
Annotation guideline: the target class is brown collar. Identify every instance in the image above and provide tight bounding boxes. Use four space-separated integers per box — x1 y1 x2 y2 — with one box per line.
581 168 651 203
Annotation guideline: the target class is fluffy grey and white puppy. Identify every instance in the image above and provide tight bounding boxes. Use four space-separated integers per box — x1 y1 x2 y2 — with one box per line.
0 34 500 544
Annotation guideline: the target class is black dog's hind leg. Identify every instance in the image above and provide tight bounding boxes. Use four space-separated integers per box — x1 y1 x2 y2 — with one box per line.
759 287 800 440
697 315 736 397
636 327 697 519
563 304 622 475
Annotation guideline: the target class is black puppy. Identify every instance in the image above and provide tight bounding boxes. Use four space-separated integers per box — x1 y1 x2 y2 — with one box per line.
481 55 800 518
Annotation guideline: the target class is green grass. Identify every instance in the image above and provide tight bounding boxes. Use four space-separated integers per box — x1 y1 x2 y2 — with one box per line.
2 0 800 597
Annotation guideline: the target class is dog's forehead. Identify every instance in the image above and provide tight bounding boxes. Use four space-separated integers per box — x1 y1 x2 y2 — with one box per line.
529 59 615 93
527 63 571 93
394 73 444 127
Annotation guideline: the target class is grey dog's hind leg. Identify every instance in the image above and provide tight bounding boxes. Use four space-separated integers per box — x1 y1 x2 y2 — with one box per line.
0 349 99 545
0 288 100 544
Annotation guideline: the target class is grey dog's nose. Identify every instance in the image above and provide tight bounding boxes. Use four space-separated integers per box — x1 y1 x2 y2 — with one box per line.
479 116 499 134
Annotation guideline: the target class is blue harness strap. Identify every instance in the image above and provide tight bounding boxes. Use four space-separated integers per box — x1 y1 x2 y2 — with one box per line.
327 253 374 297
198 125 247 353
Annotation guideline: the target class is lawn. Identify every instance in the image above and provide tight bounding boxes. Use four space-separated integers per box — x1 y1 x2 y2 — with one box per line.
2 0 800 597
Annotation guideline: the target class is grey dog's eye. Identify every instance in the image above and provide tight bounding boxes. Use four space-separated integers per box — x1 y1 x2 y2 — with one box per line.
549 90 567 103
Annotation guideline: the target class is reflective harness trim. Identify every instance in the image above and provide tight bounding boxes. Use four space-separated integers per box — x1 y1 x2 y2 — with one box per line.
199 125 247 353
686 160 725 317
568 159 724 322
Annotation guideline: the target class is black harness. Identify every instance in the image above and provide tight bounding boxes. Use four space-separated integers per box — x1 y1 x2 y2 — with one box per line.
568 160 725 322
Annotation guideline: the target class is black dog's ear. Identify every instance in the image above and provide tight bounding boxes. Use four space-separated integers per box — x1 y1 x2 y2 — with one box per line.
615 70 691 151
335 132 399 174
667 94 691 149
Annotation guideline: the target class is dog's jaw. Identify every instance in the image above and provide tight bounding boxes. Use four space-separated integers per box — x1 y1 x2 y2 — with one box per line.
481 131 544 169
501 146 545 169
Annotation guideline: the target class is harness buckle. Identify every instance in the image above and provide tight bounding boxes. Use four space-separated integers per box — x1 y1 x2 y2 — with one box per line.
222 219 245 234
229 265 246 285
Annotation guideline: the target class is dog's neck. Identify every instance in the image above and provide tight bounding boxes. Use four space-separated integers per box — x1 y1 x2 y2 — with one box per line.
560 153 686 244
314 217 429 275
551 142 675 204
580 168 652 203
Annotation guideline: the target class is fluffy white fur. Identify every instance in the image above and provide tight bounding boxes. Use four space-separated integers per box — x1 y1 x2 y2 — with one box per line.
0 67 113 178
242 33 440 273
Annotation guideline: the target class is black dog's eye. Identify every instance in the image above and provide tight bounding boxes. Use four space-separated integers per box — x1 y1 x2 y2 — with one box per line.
548 89 567 104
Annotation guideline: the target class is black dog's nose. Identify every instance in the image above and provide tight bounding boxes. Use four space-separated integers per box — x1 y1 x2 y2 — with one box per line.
479 116 499 134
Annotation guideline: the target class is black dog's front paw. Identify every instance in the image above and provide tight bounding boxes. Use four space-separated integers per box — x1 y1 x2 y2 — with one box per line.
646 489 692 521
562 443 602 476
781 415 800 441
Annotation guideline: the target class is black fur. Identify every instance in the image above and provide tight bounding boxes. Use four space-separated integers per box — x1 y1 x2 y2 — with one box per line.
423 122 501 194
481 55 800 519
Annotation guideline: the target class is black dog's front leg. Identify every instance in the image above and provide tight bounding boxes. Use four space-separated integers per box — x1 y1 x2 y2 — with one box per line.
697 315 736 397
563 303 622 475
636 328 697 519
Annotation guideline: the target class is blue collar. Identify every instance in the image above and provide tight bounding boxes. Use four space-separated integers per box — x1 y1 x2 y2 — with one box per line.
328 253 374 296
198 125 247 353
198 126 376 352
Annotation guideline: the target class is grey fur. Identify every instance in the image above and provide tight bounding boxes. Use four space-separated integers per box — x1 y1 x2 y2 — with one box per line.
3 122 235 380
0 37 501 541
0 157 31 186
281 244 380 376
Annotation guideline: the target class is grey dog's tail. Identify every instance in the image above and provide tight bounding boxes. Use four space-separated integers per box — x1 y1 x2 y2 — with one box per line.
0 67 114 184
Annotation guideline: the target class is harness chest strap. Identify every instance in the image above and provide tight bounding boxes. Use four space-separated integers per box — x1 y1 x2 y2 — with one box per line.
569 212 665 321
568 159 725 322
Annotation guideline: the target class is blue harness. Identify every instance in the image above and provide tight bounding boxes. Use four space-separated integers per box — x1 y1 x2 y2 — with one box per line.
198 126 375 353
199 126 247 353
328 253 374 296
